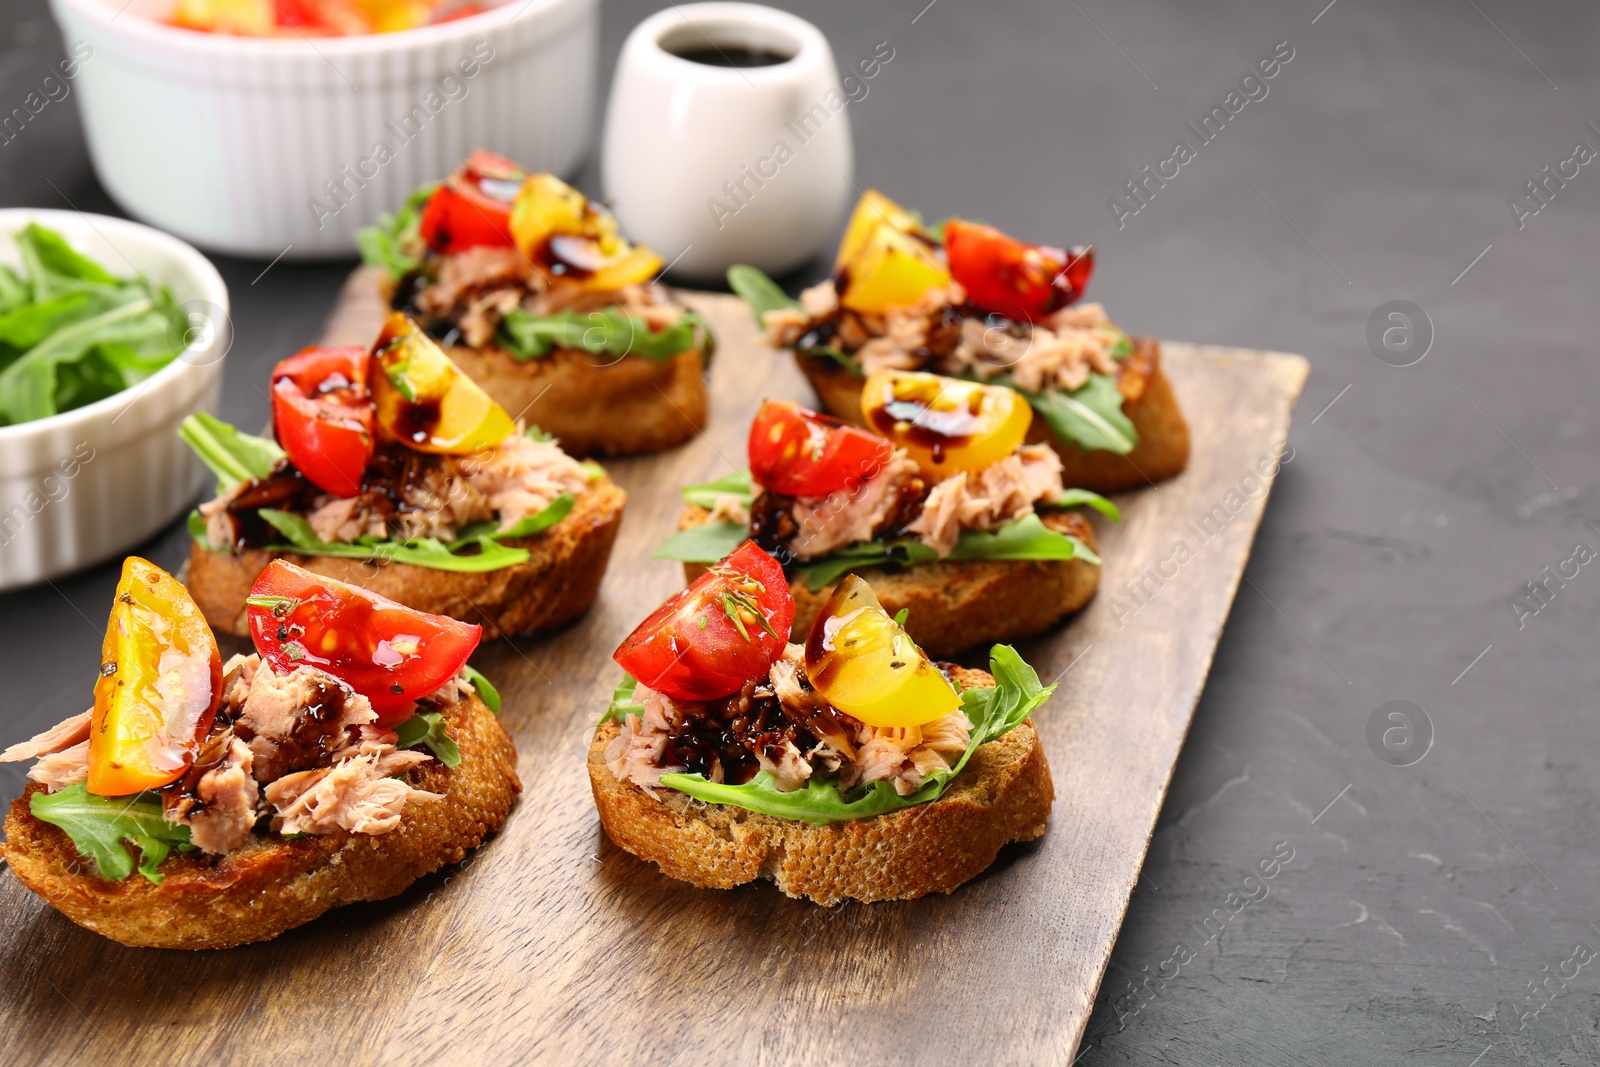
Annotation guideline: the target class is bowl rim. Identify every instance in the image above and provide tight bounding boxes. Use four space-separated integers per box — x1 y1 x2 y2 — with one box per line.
0 208 229 445
50 0 585 57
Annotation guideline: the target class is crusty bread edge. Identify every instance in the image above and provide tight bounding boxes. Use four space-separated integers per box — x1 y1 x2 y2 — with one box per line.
588 666 1054 906
1 693 520 950
187 480 626 640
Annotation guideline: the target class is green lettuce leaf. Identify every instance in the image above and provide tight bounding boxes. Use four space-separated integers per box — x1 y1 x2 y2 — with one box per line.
357 182 437 279
458 664 500 713
256 509 533 573
1005 372 1138 455
681 469 756 510
498 307 709 364
653 520 748 564
179 411 285 490
30 784 194 883
1056 488 1120 521
655 643 1055 824
726 264 798 321
601 674 645 725
394 710 461 768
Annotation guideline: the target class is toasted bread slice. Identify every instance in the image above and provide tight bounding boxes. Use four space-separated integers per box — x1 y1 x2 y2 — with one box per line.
187 481 626 641
445 343 708 457
589 665 1052 905
1 691 519 950
796 336 1189 493
678 507 1099 658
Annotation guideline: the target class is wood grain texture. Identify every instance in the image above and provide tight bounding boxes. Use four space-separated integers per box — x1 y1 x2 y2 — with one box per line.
0 268 1306 1066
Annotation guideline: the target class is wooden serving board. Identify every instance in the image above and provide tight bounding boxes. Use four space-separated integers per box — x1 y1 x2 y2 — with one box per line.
0 270 1307 1066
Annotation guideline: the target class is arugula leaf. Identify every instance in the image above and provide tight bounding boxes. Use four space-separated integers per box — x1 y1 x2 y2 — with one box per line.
892 607 909 627
458 664 500 713
178 411 285 490
1054 488 1120 521
498 307 708 364
947 512 1099 565
681 469 755 510
601 674 645 725
653 520 748 565
394 710 461 768
656 643 1055 824
525 424 553 443
357 182 437 279
1007 372 1138 455
454 493 573 541
256 509 533 573
726 264 799 323
17 223 118 294
30 784 194 883
0 264 27 314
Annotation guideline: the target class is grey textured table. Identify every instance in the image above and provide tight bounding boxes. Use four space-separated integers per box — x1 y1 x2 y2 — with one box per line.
1 1 1596 1064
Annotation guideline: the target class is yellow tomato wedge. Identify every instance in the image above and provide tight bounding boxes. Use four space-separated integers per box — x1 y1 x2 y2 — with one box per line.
171 0 276 33
835 189 927 271
371 312 514 454
861 369 1032 479
509 173 662 290
838 224 951 314
88 558 222 796
803 576 959 728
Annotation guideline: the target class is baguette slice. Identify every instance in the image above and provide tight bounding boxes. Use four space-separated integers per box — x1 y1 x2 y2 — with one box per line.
797 336 1189 493
2 691 519 950
445 343 708 457
589 665 1052 906
187 481 626 641
678 507 1099 658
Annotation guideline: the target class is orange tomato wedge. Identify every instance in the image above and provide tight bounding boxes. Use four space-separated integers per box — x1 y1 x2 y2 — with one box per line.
371 312 515 454
803 575 958 729
860 369 1032 479
88 558 223 796
509 173 662 291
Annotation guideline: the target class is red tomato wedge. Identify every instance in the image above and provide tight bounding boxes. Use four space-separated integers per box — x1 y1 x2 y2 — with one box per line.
246 560 482 724
943 219 1093 323
613 541 794 702
419 151 526 255
270 345 374 497
747 399 894 498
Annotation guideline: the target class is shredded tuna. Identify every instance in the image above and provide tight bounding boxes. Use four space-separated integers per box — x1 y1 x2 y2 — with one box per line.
786 450 921 560
266 754 440 836
30 742 89 791
905 444 1064 556
169 737 260 855
297 431 595 545
236 664 377 782
605 684 688 794
706 493 750 526
0 711 90 763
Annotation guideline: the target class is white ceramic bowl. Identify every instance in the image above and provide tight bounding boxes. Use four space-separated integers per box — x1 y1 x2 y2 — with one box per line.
601 2 853 281
49 0 598 259
0 209 229 591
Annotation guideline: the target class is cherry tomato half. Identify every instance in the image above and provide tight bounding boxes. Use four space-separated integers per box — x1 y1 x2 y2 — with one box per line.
613 541 794 702
271 345 374 497
803 574 958 728
943 219 1093 323
747 399 895 499
247 560 482 724
861 369 1032 479
419 151 526 255
90 558 222 796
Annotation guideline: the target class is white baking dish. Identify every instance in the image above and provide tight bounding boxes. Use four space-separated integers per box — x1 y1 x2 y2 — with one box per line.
48 0 598 259
0 209 229 590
